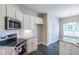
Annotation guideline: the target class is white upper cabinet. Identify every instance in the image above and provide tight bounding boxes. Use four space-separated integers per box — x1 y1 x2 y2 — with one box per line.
0 5 6 32
6 5 16 18
15 9 23 21
15 8 23 29
31 16 37 36
0 5 6 17
36 17 43 24
23 15 37 36
23 14 31 30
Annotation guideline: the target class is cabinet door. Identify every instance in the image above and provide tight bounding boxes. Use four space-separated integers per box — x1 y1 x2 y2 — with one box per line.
26 39 33 53
15 9 23 30
60 41 71 55
15 9 23 21
7 5 16 18
71 45 79 55
0 5 6 17
26 38 37 54
0 5 6 32
60 41 66 54
36 17 43 24
31 38 37 52
23 14 31 30
31 16 37 36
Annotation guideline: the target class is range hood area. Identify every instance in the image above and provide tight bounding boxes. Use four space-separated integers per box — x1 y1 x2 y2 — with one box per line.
5 16 22 30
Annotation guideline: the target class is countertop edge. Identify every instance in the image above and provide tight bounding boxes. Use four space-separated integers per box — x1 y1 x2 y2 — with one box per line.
60 40 79 48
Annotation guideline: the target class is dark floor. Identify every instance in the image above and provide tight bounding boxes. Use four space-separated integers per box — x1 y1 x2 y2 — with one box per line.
48 40 59 55
29 40 59 55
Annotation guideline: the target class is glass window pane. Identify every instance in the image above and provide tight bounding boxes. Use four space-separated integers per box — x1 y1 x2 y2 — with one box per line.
64 31 73 36
63 24 68 31
74 32 79 37
74 24 79 31
68 24 73 31
63 23 79 37
63 23 73 36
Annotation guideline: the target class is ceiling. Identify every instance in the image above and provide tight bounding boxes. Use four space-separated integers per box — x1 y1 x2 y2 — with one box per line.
21 4 79 18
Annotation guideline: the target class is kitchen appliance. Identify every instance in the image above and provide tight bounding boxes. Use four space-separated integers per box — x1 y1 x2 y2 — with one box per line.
5 16 22 30
0 32 17 45
0 32 26 55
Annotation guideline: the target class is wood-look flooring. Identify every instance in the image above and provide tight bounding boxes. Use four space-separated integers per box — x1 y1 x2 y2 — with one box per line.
29 40 59 55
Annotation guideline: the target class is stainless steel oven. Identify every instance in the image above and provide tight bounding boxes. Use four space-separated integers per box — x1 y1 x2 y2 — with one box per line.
0 33 17 46
0 32 26 55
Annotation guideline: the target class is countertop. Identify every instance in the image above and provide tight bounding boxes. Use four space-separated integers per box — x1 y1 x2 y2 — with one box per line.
60 37 79 47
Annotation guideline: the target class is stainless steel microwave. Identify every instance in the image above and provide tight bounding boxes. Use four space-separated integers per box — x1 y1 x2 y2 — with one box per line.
5 16 22 30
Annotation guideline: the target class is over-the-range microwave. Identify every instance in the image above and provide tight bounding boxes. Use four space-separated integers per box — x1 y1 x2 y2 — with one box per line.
5 16 22 30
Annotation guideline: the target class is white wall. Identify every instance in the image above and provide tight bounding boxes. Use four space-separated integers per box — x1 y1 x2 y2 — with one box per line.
47 13 59 45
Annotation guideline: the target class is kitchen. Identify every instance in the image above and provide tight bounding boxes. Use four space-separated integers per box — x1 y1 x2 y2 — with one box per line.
0 4 79 55
0 4 43 55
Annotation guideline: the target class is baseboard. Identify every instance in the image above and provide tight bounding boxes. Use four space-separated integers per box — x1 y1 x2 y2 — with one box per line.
39 42 47 46
28 51 37 55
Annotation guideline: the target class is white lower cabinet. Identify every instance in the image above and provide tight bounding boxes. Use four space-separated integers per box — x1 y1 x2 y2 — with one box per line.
60 41 79 55
26 37 37 54
71 45 79 55
60 41 71 55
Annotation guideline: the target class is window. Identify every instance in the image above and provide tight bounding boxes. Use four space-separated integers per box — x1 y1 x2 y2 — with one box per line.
63 23 79 38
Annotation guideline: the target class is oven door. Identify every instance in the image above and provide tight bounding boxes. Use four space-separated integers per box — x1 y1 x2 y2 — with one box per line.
0 40 7 46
